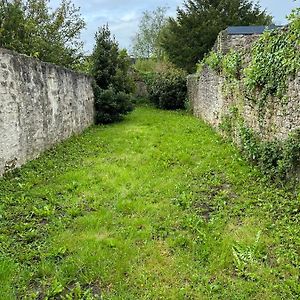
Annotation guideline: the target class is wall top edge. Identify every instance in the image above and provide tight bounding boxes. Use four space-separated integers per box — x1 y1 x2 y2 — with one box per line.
0 47 93 81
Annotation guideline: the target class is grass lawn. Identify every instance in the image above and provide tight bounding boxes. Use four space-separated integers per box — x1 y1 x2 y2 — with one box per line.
0 106 299 299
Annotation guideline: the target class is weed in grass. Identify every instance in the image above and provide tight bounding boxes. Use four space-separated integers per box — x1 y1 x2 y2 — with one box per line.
0 107 299 299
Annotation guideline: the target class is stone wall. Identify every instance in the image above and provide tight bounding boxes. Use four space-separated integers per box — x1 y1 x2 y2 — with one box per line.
214 31 261 54
0 48 94 176
135 80 148 98
187 33 300 142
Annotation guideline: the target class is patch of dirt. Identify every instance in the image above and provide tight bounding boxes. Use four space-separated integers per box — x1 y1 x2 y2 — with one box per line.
194 182 237 221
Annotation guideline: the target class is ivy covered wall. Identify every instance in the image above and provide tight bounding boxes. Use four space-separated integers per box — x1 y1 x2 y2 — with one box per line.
187 10 300 180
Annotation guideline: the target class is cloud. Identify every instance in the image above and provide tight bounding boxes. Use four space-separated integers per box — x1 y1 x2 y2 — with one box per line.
50 0 299 54
50 0 182 53
120 11 138 23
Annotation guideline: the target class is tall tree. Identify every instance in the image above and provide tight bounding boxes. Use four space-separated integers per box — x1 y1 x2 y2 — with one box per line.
0 0 85 68
0 0 27 52
91 24 119 89
160 0 272 72
132 6 167 59
91 25 134 124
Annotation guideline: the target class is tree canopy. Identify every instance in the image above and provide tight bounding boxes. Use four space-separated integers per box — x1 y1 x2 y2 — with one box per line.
131 6 167 59
0 0 85 68
160 0 273 73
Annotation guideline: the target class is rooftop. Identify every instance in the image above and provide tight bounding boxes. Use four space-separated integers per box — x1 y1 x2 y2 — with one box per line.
226 25 282 35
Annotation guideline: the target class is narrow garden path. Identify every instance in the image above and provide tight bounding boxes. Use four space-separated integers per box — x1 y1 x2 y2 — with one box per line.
0 107 299 299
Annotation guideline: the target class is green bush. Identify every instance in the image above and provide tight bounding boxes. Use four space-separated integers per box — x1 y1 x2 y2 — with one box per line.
197 50 241 79
238 125 300 180
112 49 136 95
197 51 223 73
93 85 133 124
133 59 159 73
147 68 187 110
133 58 172 74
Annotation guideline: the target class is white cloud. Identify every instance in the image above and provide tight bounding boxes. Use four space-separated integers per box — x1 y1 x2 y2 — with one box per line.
49 0 299 53
60 0 182 52
120 11 138 23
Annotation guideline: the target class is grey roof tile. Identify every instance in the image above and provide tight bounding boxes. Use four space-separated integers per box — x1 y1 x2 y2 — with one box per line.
226 25 281 35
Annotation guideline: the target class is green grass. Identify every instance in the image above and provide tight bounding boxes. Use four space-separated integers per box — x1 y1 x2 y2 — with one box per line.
0 107 299 299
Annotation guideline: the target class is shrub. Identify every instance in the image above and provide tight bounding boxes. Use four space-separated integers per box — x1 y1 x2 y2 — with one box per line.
222 50 242 79
93 85 133 124
134 58 172 74
197 51 223 73
197 50 241 79
133 59 158 73
147 68 187 110
238 124 300 180
112 49 136 95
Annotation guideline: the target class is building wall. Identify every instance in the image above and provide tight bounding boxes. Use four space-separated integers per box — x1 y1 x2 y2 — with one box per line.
0 48 94 176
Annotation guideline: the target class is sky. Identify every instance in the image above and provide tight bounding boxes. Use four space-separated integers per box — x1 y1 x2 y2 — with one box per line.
51 0 300 53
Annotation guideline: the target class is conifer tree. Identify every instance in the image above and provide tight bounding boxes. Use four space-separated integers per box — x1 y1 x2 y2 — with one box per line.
160 0 272 72
91 25 134 124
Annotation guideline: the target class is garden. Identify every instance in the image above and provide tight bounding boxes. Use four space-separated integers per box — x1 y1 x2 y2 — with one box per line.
0 1 300 299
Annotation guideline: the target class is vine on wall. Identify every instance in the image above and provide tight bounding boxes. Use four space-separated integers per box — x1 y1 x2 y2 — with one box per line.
196 8 300 181
239 125 300 180
219 106 300 181
244 9 300 108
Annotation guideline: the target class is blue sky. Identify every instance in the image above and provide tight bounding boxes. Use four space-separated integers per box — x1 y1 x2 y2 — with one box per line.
52 0 300 53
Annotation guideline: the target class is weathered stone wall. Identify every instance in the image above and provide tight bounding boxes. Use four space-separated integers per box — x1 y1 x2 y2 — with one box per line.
135 80 148 98
187 68 224 128
214 31 261 54
188 71 300 141
0 48 94 176
187 33 300 142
